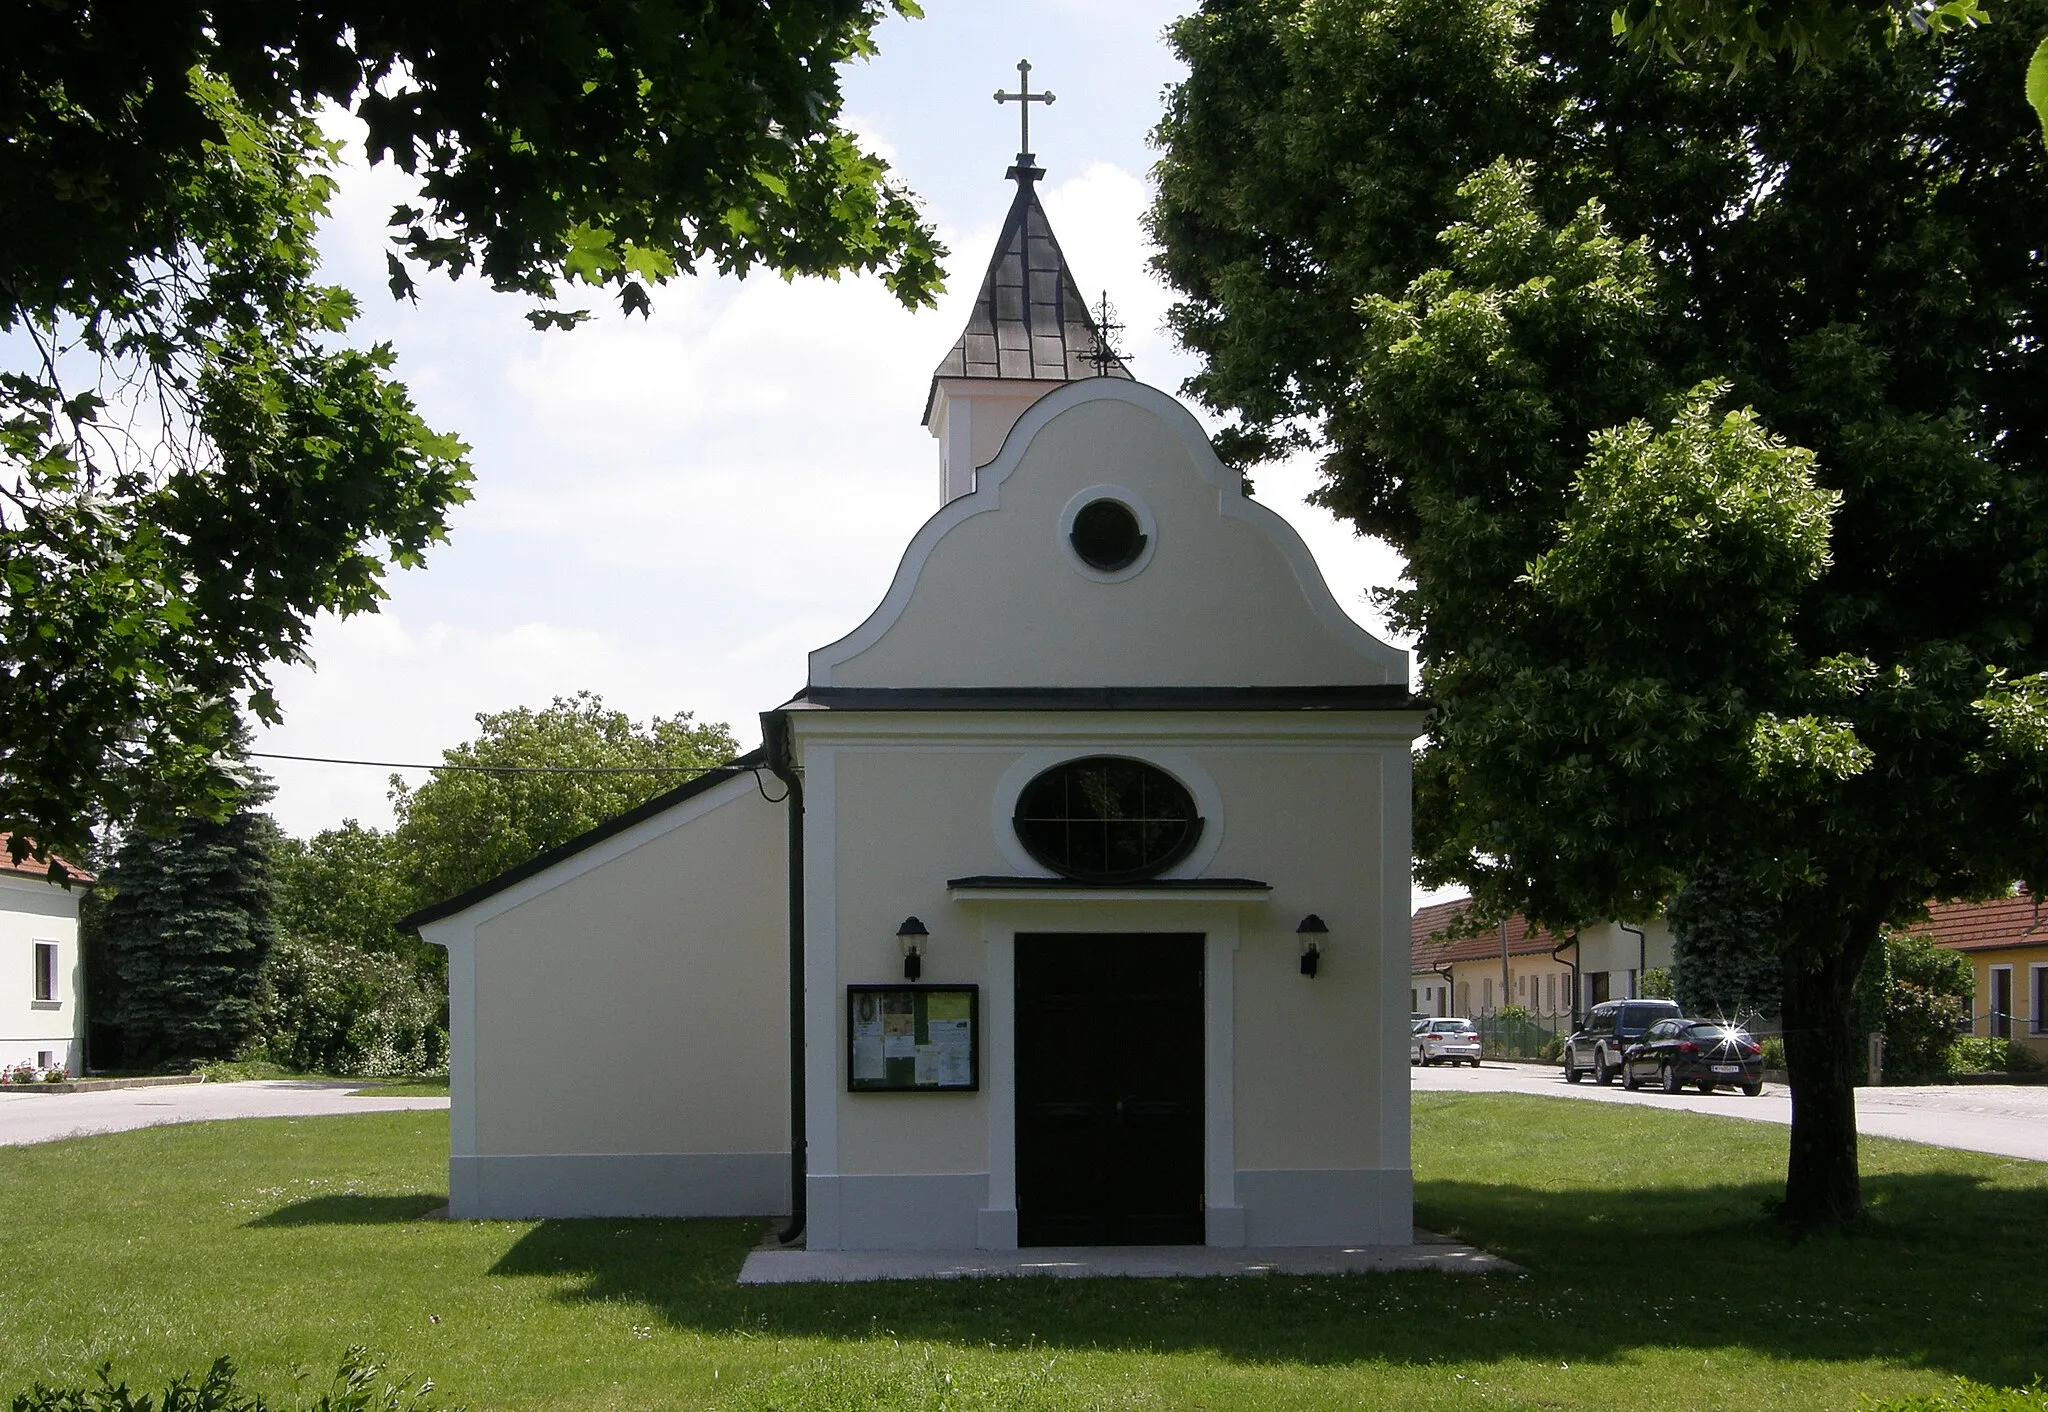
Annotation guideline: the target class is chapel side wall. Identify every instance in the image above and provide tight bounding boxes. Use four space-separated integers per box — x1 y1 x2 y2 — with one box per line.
464 784 789 1217
829 398 1400 690
1210 749 1412 1244
829 747 997 1180
0 877 84 1074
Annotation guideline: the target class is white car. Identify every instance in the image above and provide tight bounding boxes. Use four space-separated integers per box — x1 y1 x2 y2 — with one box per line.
1414 1017 1483 1067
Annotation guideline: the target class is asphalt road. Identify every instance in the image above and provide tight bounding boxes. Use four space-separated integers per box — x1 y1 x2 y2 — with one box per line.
0 1079 449 1147
1413 1059 2048 1163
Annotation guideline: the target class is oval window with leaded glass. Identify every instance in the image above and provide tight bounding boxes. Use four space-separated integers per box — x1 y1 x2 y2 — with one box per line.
1012 756 1204 882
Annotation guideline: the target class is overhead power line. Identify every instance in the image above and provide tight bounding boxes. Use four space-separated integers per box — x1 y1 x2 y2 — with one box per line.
247 750 736 776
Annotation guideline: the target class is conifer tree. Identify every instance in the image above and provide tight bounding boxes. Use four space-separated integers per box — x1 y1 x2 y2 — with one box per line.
99 774 280 1066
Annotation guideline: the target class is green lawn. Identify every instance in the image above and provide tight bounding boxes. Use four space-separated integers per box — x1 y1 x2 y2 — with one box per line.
2 1095 2042 1410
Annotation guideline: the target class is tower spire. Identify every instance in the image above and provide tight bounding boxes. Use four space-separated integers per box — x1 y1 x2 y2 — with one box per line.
925 63 1129 506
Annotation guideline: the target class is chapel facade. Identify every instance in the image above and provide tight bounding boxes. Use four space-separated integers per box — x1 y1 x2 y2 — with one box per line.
408 147 1425 1251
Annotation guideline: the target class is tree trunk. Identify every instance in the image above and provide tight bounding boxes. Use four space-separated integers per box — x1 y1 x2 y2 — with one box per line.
1778 903 1885 1225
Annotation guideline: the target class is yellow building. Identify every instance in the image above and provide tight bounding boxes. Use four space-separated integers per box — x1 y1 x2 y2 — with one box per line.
1918 890 2048 1059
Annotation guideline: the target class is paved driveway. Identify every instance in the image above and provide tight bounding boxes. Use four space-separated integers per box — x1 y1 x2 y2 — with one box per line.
0 1080 449 1147
1413 1060 2048 1163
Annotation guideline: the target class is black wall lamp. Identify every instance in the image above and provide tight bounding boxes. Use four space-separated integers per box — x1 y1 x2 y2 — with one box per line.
1297 914 1328 977
897 916 928 981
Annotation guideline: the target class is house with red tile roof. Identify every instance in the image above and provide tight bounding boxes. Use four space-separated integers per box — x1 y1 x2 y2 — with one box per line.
1908 889 2048 1058
1411 885 2045 1057
0 837 94 1079
1410 897 1674 1022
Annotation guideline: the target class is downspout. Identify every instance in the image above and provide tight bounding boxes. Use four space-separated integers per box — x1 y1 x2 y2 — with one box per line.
1553 929 1580 1028
763 712 806 1245
1500 919 1511 1009
1620 922 1646 999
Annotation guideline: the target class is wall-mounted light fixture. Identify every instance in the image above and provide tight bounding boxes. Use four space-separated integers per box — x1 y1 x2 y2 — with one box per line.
1297 914 1328 977
897 916 928 981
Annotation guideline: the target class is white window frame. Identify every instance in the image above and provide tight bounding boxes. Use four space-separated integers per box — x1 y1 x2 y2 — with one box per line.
1990 964 2014 1039
32 941 58 1004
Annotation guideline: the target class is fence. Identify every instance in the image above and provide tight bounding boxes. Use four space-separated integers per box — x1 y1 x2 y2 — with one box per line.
1465 1005 1782 1060
1471 1008 1572 1061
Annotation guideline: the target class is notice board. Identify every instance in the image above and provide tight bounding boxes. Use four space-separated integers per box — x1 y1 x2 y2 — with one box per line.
847 984 979 1092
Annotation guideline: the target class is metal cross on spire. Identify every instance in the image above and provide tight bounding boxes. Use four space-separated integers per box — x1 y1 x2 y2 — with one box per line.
993 59 1056 172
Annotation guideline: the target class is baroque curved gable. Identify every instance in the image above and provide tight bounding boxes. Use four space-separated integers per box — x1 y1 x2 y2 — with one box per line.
809 380 1407 690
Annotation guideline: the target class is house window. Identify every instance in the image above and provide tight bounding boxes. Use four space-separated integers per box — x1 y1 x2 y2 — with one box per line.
1457 981 1469 1014
2033 965 2048 1037
1012 756 1202 882
1517 973 1527 999
33 942 57 1002
1545 974 1558 1014
1482 977 1494 1012
36 1050 53 1071
1991 966 2014 1039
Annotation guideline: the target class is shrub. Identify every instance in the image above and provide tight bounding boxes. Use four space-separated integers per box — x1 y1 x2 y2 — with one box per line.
1761 1037 1788 1071
1538 1035 1565 1063
41 1066 66 1083
1639 967 1674 1000
1854 930 1976 1082
9 1348 453 1411
261 939 446 1079
1946 1036 2046 1075
2 1061 36 1085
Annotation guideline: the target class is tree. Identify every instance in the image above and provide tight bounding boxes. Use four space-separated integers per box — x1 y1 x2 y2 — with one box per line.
392 692 739 906
1852 929 1975 1080
3 79 473 868
1604 0 2046 151
272 822 423 960
96 773 280 1067
267 821 448 1076
1668 869 1788 1020
3 3 941 868
1150 0 2048 1222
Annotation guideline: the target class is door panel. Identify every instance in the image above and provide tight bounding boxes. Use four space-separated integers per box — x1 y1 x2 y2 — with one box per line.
1015 934 1204 1246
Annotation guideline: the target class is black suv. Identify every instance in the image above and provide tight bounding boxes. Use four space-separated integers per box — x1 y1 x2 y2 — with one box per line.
1563 999 1682 1085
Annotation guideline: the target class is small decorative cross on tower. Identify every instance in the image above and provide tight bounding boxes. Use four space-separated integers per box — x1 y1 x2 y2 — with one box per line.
1087 290 1128 377
993 59 1056 167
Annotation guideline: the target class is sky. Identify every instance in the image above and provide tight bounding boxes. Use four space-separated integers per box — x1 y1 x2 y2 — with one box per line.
250 0 1413 841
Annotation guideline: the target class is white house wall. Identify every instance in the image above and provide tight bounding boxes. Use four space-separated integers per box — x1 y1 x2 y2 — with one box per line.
0 875 85 1075
430 776 789 1219
1576 919 1675 992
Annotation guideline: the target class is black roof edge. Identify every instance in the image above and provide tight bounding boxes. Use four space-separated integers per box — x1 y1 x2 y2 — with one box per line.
792 685 1421 712
946 874 1272 891
398 747 772 935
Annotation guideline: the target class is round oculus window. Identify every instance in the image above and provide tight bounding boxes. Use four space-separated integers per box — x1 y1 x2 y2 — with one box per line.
1012 756 1204 882
1068 498 1147 573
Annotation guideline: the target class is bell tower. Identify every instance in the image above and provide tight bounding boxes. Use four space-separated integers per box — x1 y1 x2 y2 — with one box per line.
923 61 1133 506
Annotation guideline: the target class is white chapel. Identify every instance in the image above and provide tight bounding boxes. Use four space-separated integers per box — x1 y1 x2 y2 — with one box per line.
406 132 1425 1253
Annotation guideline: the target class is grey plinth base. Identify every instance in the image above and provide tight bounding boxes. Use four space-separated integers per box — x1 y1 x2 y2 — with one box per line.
737 1231 1515 1284
2 1075 205 1095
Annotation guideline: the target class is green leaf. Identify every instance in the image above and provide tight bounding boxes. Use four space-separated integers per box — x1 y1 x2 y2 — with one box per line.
2028 34 2048 147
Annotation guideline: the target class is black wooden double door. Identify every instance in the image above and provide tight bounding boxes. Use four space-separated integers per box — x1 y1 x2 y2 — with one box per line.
1015 934 1205 1246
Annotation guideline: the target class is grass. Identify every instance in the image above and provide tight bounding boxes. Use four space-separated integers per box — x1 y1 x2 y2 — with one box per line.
345 1078 450 1098
0 1095 2042 1410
